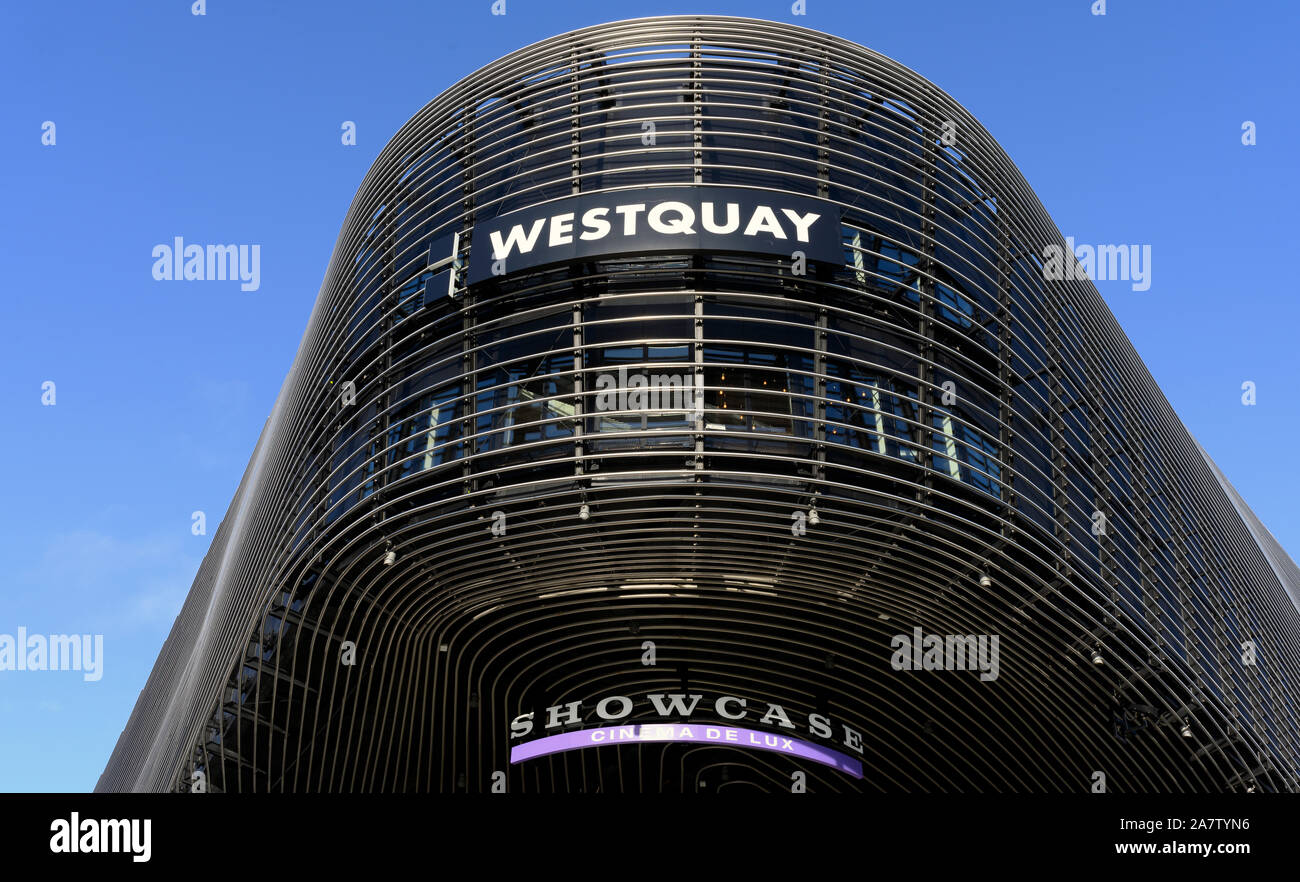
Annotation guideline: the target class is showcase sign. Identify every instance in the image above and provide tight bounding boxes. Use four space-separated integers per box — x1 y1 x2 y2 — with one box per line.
467 186 843 284
508 691 865 779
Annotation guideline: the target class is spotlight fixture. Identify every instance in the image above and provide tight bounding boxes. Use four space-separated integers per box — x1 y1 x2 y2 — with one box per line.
578 503 590 520
807 509 820 527
382 550 397 566
1091 647 1104 666
1180 720 1193 739
978 574 992 589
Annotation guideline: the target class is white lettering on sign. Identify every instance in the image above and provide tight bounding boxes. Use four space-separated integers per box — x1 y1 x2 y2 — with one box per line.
487 198 823 262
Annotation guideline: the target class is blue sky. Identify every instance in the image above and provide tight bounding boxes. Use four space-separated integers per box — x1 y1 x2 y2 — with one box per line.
0 0 1296 792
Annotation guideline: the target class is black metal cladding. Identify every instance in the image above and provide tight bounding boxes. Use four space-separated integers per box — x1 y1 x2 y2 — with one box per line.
99 15 1300 793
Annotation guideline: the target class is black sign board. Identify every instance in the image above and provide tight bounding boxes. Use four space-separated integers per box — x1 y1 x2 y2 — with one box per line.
465 186 843 285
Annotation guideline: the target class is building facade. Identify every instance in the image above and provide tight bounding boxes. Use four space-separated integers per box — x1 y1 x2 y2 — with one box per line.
100 15 1300 793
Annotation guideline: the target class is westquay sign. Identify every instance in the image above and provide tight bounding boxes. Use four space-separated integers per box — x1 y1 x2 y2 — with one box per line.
466 186 844 284
508 691 865 779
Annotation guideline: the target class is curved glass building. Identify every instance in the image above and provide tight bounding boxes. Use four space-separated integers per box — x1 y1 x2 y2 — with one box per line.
100 15 1300 793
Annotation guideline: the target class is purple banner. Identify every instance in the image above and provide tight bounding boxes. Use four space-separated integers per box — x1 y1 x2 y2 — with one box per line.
510 723 864 779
